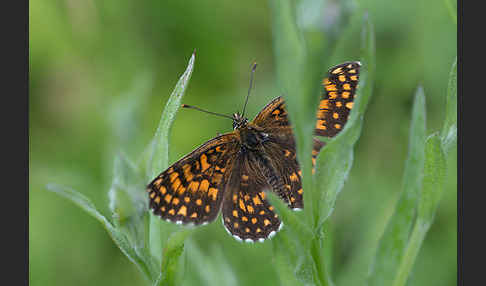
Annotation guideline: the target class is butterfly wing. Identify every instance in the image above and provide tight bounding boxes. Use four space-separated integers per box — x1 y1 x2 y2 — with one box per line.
252 96 291 131
315 61 361 137
251 96 325 211
221 150 282 242
252 96 327 161
250 61 361 208
147 133 239 225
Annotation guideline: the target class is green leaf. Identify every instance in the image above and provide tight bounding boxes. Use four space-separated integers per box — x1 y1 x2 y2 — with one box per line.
391 134 447 286
295 253 317 286
308 223 335 286
441 57 457 154
270 5 375 285
367 86 426 286
313 138 355 227
109 152 148 250
309 14 374 286
146 51 196 266
357 12 377 116
157 229 193 286
147 51 196 179
320 221 334 277
269 2 342 285
269 193 326 286
185 241 238 286
273 236 305 286
267 192 313 250
416 134 447 224
313 13 376 231
270 0 323 228
46 183 158 282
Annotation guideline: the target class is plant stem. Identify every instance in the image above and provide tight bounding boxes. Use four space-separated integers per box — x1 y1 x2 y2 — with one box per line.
150 218 163 265
310 238 332 286
392 221 429 286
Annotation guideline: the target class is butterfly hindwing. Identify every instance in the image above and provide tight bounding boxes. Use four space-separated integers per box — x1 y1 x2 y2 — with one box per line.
315 61 361 137
258 134 304 210
147 134 238 225
222 151 282 242
311 138 326 173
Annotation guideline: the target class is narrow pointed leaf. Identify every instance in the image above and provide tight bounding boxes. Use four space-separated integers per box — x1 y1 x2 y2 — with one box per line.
391 134 446 286
367 86 426 286
185 241 239 286
313 13 375 231
148 51 196 179
146 51 196 266
441 58 457 154
46 183 158 281
273 237 305 286
417 134 447 224
158 229 193 286
109 152 149 250
267 192 313 249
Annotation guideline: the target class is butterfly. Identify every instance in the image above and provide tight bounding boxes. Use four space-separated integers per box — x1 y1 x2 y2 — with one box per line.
147 61 361 242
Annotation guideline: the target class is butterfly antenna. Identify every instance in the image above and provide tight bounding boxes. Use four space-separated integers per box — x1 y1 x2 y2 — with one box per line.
241 62 258 118
181 104 234 120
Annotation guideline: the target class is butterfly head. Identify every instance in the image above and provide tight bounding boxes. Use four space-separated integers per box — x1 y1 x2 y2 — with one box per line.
232 112 248 130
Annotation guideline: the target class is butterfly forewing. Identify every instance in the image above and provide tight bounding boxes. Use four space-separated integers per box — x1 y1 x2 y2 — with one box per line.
252 96 291 130
252 97 307 207
147 134 238 225
315 61 361 137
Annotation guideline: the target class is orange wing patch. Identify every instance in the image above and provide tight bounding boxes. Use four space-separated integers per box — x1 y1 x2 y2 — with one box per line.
147 135 238 225
223 189 281 242
252 96 291 129
315 61 361 138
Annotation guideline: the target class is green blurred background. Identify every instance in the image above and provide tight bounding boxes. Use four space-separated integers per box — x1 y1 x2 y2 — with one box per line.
29 0 456 285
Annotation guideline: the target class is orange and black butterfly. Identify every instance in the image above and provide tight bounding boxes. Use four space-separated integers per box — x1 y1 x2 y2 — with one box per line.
147 61 361 242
